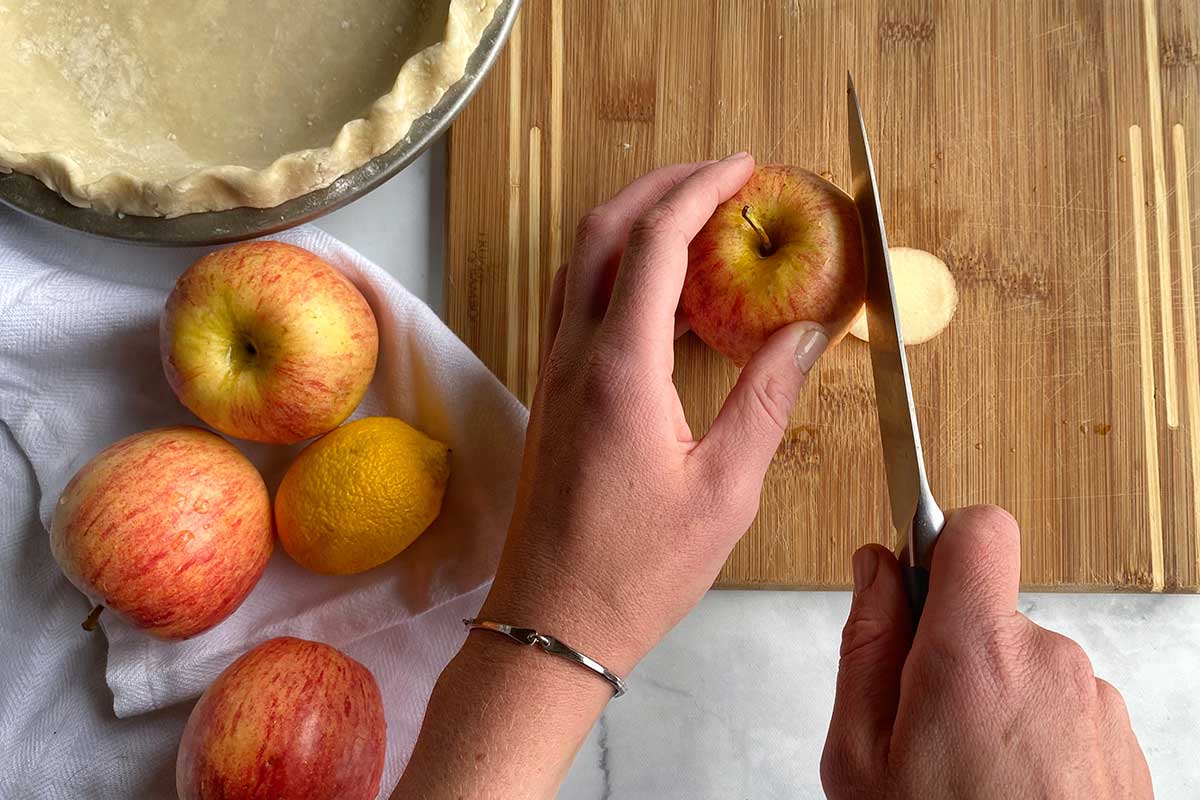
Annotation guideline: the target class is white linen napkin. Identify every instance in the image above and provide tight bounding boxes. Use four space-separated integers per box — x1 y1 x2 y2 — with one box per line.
0 208 527 797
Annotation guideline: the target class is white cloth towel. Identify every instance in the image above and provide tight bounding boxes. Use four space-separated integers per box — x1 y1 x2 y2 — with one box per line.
0 208 528 798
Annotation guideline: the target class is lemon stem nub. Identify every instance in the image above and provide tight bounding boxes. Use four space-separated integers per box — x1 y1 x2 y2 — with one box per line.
82 604 104 632
741 205 773 256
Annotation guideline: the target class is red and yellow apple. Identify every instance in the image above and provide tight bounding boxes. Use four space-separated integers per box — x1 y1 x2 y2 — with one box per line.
177 637 387 800
49 426 273 639
161 241 379 445
682 165 866 365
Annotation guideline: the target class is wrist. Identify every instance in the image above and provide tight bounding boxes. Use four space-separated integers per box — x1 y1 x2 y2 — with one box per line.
457 627 616 707
482 550 650 677
394 620 611 799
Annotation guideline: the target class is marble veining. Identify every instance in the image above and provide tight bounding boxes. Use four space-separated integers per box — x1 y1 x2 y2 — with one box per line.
597 714 613 800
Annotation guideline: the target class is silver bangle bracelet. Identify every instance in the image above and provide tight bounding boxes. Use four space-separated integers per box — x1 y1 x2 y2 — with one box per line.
462 618 627 698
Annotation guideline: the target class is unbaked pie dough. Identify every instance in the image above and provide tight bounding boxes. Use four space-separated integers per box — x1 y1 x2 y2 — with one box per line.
0 0 501 217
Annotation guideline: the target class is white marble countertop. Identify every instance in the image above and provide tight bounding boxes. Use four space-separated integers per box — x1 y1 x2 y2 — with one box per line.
323 143 1198 799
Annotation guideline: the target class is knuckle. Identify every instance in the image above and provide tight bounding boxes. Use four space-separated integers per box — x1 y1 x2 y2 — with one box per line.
629 203 679 245
1062 649 1098 695
911 624 1027 705
1042 631 1097 699
975 621 1042 695
539 335 652 421
819 736 877 799
908 628 968 687
549 262 569 294
818 746 853 797
1053 637 1093 677
818 748 840 790
574 209 614 250
743 374 793 434
926 618 1065 707
838 615 896 661
580 344 634 406
539 352 574 396
1095 678 1127 712
540 337 618 399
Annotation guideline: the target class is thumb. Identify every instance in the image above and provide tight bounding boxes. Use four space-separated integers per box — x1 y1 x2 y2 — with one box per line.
821 545 913 790
920 505 1021 636
698 322 827 480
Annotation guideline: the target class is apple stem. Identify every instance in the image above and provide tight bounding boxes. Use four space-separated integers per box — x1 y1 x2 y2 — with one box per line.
741 205 773 256
82 604 104 632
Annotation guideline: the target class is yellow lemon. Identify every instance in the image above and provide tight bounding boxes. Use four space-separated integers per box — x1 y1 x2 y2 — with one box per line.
275 416 450 575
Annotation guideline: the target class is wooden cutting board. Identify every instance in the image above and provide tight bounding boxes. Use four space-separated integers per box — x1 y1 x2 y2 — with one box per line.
446 0 1200 591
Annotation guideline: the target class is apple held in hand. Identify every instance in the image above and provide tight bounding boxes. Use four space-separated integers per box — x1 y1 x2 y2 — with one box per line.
50 426 272 639
161 241 379 445
682 165 866 365
177 637 386 800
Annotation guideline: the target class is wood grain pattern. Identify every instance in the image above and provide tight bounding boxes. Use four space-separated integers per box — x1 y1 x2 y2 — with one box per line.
1128 124 1166 590
447 0 1200 591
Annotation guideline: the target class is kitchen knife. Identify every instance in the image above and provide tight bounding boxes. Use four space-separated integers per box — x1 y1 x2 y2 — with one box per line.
846 72 945 622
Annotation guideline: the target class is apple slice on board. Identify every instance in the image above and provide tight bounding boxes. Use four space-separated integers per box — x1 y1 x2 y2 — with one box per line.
849 246 958 345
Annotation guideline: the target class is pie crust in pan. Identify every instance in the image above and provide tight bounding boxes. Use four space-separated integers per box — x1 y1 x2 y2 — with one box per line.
0 0 501 217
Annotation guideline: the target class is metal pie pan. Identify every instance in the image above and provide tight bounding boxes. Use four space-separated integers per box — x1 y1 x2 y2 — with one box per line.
0 0 521 247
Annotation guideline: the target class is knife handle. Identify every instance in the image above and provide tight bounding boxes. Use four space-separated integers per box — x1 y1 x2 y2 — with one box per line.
903 487 945 624
902 563 930 621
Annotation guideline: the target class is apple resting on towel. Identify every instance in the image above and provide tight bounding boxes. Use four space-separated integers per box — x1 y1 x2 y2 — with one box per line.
176 637 386 800
160 241 379 445
50 426 273 639
682 165 866 365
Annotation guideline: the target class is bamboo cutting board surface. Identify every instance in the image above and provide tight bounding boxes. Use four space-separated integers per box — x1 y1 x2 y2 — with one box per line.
446 0 1200 591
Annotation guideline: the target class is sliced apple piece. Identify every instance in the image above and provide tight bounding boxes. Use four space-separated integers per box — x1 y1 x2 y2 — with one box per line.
849 246 957 345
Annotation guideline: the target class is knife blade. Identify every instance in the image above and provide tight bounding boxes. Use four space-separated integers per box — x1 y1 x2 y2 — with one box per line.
846 72 944 621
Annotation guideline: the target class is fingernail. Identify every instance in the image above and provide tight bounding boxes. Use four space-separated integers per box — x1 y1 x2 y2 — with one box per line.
794 324 829 372
722 151 751 162
852 547 879 595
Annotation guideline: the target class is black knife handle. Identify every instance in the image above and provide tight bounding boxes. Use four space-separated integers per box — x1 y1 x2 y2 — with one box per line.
903 563 930 622
904 489 945 626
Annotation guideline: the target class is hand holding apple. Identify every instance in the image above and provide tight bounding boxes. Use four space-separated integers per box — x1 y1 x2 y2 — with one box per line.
177 637 386 800
50 426 272 639
161 241 379 445
682 165 865 365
